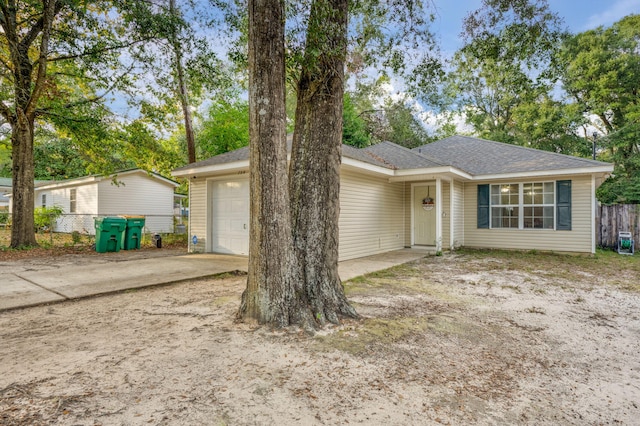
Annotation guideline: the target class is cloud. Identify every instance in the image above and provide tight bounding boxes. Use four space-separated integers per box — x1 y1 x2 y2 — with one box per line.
583 0 640 29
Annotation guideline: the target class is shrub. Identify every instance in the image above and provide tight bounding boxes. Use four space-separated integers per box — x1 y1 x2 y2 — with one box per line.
34 205 64 232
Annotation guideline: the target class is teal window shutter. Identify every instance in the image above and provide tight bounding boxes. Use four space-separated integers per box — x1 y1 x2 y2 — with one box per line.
477 184 489 229
556 180 572 230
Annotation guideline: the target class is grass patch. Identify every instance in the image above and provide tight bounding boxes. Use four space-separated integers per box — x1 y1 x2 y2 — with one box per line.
314 316 432 356
455 248 640 292
347 262 422 282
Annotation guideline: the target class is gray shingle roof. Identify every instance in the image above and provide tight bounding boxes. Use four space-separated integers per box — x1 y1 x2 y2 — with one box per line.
174 135 612 177
362 141 445 169
173 141 394 172
173 146 251 172
343 144 393 168
0 177 12 187
412 135 611 176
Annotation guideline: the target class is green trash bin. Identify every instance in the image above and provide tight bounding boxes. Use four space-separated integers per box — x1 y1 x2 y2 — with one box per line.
94 217 127 253
122 216 145 250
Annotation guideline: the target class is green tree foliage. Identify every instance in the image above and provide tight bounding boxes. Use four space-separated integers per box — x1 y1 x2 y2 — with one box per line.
196 99 250 158
344 78 432 148
381 98 431 148
342 92 371 148
124 0 232 163
555 15 640 204
438 0 564 144
33 137 89 180
509 96 590 156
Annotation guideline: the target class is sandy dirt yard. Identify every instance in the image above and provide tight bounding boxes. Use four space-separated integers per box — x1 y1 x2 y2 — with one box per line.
1 249 639 425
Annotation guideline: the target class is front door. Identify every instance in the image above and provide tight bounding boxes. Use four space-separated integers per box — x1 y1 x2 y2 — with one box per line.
414 185 436 246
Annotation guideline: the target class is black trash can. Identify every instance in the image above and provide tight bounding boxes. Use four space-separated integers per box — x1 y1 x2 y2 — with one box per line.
152 233 162 248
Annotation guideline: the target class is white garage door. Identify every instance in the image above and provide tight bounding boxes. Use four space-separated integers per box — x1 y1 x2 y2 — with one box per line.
211 179 250 255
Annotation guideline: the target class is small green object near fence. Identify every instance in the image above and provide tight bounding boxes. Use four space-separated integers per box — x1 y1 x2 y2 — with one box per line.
121 216 145 250
94 217 127 253
617 232 634 255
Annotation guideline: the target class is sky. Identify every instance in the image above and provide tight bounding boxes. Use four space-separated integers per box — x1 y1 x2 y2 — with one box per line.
432 0 640 54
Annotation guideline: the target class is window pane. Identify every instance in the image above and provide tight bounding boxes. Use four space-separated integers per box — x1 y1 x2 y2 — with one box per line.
491 185 499 204
533 192 543 204
492 206 518 228
524 205 555 229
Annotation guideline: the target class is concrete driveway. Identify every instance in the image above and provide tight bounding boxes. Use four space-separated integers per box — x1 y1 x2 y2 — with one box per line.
0 249 427 312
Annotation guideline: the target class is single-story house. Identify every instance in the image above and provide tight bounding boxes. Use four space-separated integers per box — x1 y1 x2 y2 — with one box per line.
172 135 613 259
15 169 179 234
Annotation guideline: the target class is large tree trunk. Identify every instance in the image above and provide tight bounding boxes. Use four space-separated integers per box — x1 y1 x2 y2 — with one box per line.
289 0 358 325
10 111 38 248
238 0 312 327
5 0 58 248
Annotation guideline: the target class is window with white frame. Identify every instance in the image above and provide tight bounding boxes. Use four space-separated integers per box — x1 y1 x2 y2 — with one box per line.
41 194 46 207
489 182 555 229
523 182 554 229
491 183 519 228
69 189 77 213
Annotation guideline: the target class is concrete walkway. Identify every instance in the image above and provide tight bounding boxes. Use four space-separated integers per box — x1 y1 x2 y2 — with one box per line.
0 249 428 312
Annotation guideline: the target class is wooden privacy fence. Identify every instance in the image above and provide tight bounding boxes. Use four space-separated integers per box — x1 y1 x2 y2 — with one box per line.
597 204 640 249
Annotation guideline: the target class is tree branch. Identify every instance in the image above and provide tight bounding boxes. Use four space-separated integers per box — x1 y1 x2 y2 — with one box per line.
41 38 156 65
34 109 103 123
36 64 135 115
356 108 384 118
19 0 63 52
25 0 58 117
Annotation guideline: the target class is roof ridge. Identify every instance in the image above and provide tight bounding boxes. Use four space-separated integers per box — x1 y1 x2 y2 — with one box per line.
445 135 610 166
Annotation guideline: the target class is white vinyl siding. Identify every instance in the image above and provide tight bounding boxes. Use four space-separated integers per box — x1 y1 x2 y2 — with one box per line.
338 170 405 261
193 170 406 259
441 183 451 249
464 175 594 253
404 183 412 245
48 184 97 233
98 174 175 233
31 171 177 235
189 177 208 253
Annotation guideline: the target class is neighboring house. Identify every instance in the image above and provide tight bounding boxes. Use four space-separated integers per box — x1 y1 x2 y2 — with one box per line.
172 135 613 259
0 177 10 211
28 169 179 234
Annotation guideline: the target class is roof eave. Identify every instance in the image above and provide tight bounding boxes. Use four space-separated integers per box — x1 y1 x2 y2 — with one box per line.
389 166 472 182
35 170 179 190
172 160 250 178
470 165 614 181
341 157 394 176
35 176 100 190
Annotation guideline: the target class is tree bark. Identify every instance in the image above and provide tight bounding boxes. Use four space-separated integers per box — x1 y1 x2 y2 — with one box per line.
237 0 312 327
289 0 358 325
168 0 197 164
4 0 58 248
10 111 38 248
